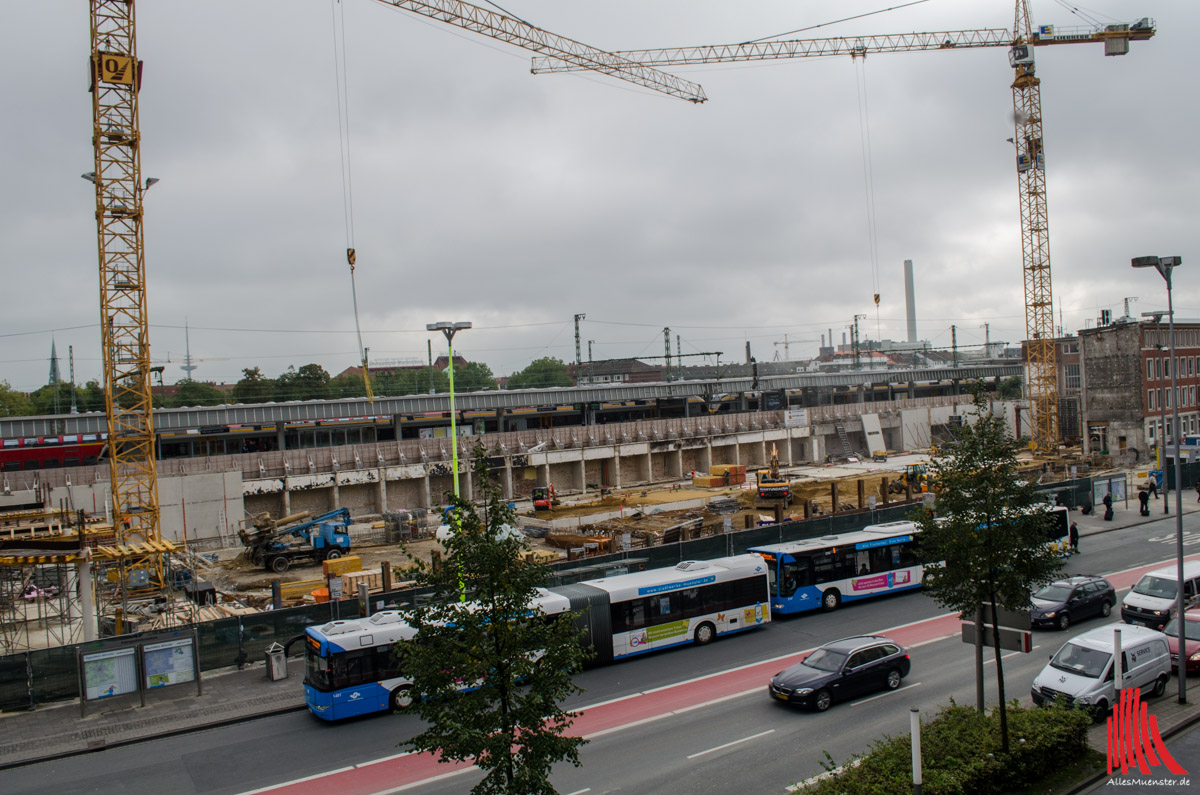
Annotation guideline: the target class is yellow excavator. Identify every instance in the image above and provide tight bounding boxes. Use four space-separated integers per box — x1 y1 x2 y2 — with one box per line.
756 445 792 507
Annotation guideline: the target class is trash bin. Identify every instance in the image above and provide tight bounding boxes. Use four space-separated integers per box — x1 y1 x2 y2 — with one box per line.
265 642 288 681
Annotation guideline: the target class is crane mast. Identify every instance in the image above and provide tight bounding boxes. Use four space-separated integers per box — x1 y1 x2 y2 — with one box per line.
1010 0 1055 451
534 6 1155 450
88 1 166 615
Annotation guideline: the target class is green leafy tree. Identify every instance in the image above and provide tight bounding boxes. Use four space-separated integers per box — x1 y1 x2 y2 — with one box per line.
0 381 33 417
912 386 1063 753
76 380 107 413
329 371 368 399
997 375 1023 400
169 379 228 407
232 367 275 404
451 361 497 393
374 367 448 397
507 357 572 390
276 363 332 402
401 444 588 794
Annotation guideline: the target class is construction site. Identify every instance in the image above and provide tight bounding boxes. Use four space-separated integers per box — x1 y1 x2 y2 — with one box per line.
0 0 1166 711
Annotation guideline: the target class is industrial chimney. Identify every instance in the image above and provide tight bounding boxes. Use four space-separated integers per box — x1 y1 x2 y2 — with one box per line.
904 259 918 344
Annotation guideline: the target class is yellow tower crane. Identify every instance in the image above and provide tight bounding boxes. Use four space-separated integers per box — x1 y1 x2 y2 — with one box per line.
83 0 704 628
532 2 1155 452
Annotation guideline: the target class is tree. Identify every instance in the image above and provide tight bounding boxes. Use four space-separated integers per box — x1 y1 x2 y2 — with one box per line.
452 361 497 393
401 444 588 794
374 367 447 397
507 357 572 389
0 381 33 417
170 379 228 407
329 372 368 399
232 367 275 404
275 363 331 402
997 375 1022 400
912 386 1062 753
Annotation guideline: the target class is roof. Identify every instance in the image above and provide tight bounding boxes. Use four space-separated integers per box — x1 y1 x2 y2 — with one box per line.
821 635 895 652
1067 623 1165 651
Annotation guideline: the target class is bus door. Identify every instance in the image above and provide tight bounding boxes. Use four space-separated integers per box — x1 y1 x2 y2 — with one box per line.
779 554 814 609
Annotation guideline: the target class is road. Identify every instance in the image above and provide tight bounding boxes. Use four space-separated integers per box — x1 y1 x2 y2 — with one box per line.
8 513 1200 795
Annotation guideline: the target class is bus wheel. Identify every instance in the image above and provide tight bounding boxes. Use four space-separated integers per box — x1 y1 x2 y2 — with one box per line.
269 556 289 574
694 622 716 645
821 589 841 612
390 685 414 712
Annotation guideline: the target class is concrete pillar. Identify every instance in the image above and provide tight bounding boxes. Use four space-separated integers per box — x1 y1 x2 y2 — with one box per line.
733 443 741 465
540 463 551 488
282 477 292 515
703 440 713 473
377 468 388 514
331 479 341 510
503 457 514 500
276 422 286 451
908 380 916 399
614 447 623 488
760 438 767 467
463 467 474 502
674 448 683 480
422 472 432 510
77 552 97 642
644 451 652 485
578 458 586 493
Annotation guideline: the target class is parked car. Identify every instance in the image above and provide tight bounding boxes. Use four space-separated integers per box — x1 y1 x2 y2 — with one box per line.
768 635 911 711
1164 607 1200 675
1030 575 1117 631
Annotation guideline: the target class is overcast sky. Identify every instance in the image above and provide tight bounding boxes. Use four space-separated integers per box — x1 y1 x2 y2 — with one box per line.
2 1 1194 392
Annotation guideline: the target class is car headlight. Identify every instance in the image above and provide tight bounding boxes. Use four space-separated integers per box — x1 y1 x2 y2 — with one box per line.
795 688 813 696
1042 611 1056 618
1074 693 1095 705
1189 652 1200 662
1153 610 1164 616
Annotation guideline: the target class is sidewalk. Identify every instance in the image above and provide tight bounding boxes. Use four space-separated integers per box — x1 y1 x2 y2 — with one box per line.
0 493 1198 775
0 660 306 770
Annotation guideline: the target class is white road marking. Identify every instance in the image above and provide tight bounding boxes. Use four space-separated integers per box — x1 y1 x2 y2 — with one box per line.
564 790 592 795
686 729 776 759
583 687 761 740
983 646 1039 665
372 766 479 794
851 682 922 706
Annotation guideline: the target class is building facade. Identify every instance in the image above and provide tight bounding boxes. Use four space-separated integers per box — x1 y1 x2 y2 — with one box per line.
1079 319 1200 465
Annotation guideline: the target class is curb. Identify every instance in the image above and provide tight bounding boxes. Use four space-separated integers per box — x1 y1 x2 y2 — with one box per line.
0 703 308 772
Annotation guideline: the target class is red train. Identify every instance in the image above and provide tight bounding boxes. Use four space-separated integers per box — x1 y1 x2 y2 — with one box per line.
0 434 107 472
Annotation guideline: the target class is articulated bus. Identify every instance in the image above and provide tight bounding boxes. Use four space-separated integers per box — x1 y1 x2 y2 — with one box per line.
749 521 924 616
750 506 1070 616
303 554 770 720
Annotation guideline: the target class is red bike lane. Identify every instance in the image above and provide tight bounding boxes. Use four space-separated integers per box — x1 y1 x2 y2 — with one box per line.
248 550 1200 795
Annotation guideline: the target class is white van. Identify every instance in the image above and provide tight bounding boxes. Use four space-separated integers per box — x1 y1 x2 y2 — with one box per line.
1121 561 1200 630
1031 624 1171 718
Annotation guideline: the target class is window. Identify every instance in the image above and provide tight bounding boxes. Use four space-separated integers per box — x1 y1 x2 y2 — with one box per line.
1150 390 1156 411
1165 358 1171 378
846 651 868 669
1148 360 1156 381
1063 364 1081 390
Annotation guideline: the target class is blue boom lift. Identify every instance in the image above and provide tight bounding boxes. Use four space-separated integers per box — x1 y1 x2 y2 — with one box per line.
239 508 352 574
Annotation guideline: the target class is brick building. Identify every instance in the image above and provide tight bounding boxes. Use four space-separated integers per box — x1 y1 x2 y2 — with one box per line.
1078 319 1200 464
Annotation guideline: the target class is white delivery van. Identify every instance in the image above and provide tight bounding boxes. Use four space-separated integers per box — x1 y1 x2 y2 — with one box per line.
1031 624 1171 719
1121 561 1200 631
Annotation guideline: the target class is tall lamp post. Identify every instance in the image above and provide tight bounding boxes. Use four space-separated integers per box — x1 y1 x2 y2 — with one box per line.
1132 255 1184 704
426 321 472 497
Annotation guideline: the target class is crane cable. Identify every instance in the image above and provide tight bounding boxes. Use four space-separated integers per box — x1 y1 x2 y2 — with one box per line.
332 0 373 402
853 55 883 343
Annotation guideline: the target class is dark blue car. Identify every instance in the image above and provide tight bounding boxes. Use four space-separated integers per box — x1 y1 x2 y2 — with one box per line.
768 635 911 711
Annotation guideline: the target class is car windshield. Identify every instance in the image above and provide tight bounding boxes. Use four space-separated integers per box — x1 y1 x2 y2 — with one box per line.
1033 584 1073 602
1050 642 1110 679
1132 575 1178 600
804 648 849 672
1163 618 1200 642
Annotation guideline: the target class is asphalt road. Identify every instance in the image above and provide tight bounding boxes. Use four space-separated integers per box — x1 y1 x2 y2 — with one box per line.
9 513 1200 795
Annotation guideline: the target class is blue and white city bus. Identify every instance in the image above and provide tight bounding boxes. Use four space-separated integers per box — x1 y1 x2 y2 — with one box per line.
303 553 770 720
748 521 924 615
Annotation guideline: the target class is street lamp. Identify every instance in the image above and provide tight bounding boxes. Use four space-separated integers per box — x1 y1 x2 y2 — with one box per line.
1132 254 1185 704
426 321 472 497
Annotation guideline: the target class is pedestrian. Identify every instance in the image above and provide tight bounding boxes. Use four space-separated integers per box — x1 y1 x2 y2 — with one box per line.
1102 491 1114 521
1195 481 1200 503
1139 489 1150 516
1149 476 1159 500
1069 520 1080 553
